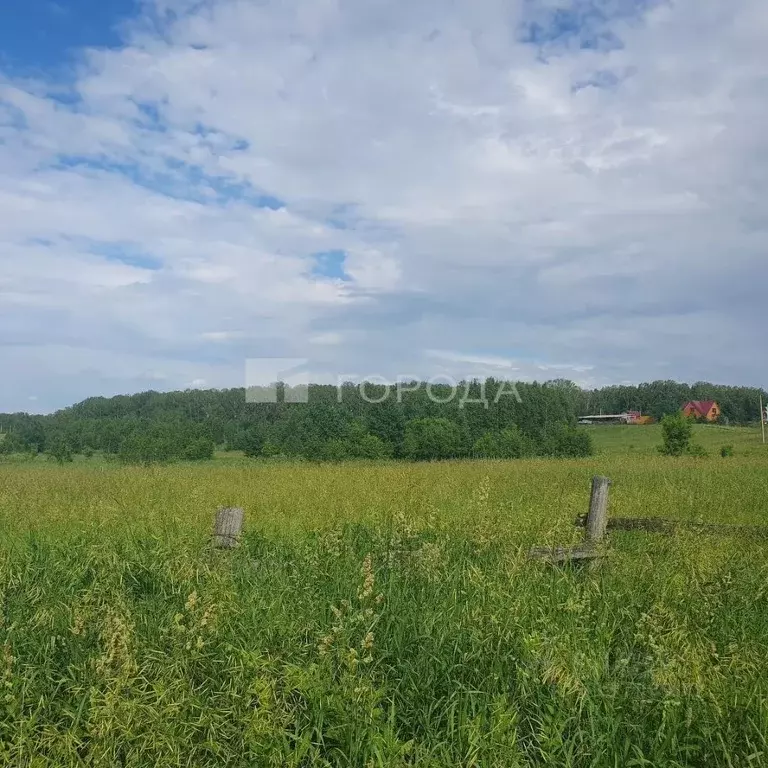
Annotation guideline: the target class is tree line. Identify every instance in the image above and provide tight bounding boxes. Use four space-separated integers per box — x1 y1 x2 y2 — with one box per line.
1 378 764 465
576 380 766 424
0 380 591 464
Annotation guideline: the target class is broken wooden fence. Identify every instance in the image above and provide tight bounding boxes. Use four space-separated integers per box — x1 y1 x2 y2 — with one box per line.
530 475 768 564
209 477 768 560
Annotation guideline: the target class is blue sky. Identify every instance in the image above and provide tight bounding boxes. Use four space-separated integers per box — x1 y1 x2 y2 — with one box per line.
0 0 138 73
1 0 767 413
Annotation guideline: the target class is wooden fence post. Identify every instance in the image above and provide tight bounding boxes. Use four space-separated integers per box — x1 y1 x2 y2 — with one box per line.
529 476 611 563
213 507 244 549
585 476 611 545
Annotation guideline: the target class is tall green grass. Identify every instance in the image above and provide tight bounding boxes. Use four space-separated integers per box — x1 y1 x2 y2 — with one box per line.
1 456 768 765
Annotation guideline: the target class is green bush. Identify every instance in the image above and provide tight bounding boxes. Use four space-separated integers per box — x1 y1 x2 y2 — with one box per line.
261 440 282 458
473 427 529 459
241 427 266 458
182 437 215 461
659 414 694 456
354 434 393 460
720 444 735 458
540 424 594 458
311 434 395 462
318 439 352 462
402 418 463 461
118 434 175 466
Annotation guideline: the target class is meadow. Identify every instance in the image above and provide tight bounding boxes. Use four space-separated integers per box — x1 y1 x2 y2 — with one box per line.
1 426 768 766
586 422 766 458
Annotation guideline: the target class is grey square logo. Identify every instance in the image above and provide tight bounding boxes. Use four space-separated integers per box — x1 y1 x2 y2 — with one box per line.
245 358 310 403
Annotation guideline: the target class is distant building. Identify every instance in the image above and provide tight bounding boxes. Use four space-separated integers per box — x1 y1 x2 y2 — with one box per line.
626 410 653 425
681 400 721 422
578 411 652 425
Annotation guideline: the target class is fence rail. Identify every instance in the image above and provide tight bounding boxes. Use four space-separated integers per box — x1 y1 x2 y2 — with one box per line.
575 513 768 539
530 475 768 564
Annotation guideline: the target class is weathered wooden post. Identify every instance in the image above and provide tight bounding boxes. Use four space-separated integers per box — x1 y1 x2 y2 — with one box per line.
529 476 611 563
585 476 611 546
212 507 244 549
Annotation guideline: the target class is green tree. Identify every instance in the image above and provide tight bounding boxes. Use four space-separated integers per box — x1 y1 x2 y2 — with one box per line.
46 435 74 464
402 418 463 461
544 379 587 416
363 403 406 453
659 413 694 456
13 417 47 453
0 433 12 455
241 427 266 458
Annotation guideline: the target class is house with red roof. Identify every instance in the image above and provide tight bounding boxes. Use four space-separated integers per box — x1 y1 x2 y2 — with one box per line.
681 400 721 422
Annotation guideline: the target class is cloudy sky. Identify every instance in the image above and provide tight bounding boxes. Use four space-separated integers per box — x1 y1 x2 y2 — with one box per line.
1 0 766 413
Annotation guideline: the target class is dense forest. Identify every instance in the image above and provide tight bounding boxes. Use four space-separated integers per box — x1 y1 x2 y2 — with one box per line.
0 379 765 464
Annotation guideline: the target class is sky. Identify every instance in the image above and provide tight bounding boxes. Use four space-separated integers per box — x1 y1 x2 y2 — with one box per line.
1 0 767 414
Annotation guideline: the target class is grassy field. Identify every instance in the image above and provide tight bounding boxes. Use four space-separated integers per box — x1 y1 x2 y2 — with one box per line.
2 431 768 765
587 422 766 457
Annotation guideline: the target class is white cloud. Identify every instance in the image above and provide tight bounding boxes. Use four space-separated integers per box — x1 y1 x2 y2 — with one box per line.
1 0 767 412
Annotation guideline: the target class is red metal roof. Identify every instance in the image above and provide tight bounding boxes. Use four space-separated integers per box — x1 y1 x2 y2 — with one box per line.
683 400 717 417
